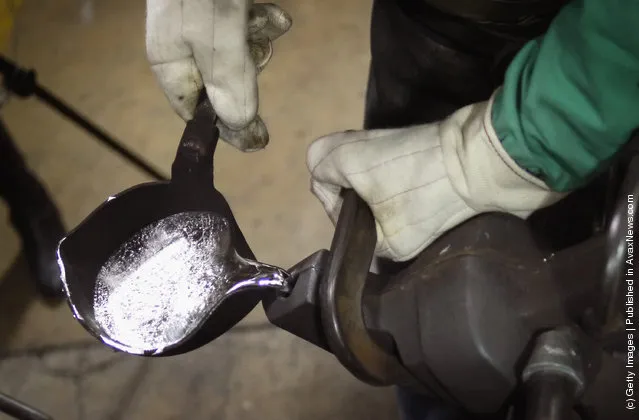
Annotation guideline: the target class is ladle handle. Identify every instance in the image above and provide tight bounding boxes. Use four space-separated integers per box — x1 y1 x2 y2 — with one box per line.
334 190 377 259
320 189 391 384
170 90 219 185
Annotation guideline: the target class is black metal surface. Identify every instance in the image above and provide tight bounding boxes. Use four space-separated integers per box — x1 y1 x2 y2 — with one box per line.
0 392 53 420
263 250 331 351
578 352 635 420
0 55 167 181
355 207 633 418
546 236 606 323
59 94 260 356
601 152 639 327
523 374 579 420
364 213 569 413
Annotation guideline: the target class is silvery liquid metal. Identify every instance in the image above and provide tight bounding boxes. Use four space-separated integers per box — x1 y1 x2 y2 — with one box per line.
90 211 290 354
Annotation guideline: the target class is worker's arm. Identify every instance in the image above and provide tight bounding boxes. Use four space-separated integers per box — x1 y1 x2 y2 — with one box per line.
307 0 638 262
494 0 639 192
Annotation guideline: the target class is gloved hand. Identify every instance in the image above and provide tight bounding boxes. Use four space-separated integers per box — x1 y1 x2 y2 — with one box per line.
146 0 292 151
307 93 567 262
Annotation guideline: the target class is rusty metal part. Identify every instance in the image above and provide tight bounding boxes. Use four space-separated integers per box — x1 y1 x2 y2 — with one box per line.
318 190 408 386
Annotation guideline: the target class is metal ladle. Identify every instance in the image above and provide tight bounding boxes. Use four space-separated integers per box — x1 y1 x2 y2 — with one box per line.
58 94 291 356
87 210 290 355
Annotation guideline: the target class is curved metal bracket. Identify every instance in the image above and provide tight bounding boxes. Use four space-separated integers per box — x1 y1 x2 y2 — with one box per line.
319 190 404 385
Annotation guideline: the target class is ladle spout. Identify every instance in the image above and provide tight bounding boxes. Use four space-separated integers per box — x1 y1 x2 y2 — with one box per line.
226 258 292 296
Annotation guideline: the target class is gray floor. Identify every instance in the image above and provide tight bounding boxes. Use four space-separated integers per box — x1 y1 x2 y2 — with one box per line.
0 0 399 418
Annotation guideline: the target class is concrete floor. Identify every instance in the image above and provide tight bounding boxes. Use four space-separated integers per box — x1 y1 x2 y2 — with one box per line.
0 0 399 418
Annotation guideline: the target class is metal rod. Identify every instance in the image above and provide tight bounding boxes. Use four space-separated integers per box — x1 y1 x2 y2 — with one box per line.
33 85 168 181
0 392 53 420
524 374 577 420
0 54 168 181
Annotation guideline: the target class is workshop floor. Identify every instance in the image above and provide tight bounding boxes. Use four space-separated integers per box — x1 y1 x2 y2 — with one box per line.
0 1 399 419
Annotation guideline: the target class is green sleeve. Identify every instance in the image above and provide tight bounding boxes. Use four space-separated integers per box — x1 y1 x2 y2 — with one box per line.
492 0 639 192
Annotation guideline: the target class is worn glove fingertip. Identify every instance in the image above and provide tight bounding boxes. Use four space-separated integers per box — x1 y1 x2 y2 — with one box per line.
250 3 292 40
217 116 269 152
310 179 342 223
307 130 367 179
306 132 348 175
205 80 258 131
306 138 327 173
271 6 293 33
374 225 394 260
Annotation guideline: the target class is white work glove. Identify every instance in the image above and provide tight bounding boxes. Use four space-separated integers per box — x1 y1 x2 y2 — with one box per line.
307 92 568 262
146 0 292 151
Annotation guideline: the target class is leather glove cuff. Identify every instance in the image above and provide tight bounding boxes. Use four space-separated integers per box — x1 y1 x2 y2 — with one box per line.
442 90 567 219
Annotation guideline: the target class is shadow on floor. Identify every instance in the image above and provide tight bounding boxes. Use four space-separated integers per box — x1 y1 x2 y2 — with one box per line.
0 253 44 349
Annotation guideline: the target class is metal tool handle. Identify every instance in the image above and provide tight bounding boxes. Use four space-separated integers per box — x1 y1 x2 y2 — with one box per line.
170 91 219 185
335 189 377 254
0 54 168 181
262 194 378 356
318 189 406 385
330 189 377 292
0 392 53 420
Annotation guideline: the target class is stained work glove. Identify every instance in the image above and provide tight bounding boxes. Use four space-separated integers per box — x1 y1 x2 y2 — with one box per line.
307 94 566 262
146 0 291 151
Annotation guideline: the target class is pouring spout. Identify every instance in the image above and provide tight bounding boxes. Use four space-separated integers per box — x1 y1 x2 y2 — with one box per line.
226 258 292 296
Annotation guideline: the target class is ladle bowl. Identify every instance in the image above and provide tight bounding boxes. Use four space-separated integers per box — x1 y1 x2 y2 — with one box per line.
58 96 286 356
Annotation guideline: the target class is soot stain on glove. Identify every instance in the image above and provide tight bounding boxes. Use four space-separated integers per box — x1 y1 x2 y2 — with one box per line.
249 39 273 72
218 116 269 152
248 3 293 41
